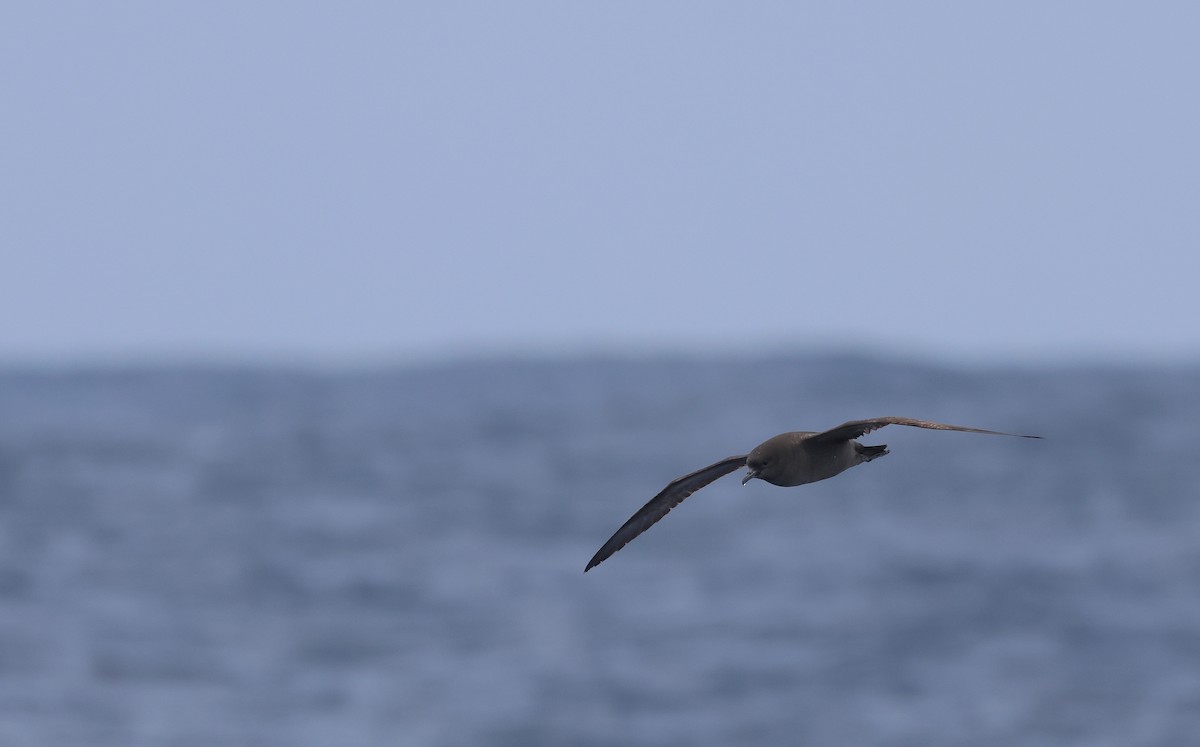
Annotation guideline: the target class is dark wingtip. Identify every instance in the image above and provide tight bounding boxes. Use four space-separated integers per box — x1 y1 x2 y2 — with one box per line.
584 551 605 573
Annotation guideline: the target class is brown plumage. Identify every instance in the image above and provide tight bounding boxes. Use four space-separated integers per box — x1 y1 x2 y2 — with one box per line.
585 416 1040 571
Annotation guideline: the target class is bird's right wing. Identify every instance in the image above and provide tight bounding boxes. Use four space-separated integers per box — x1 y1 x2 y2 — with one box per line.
807 416 1042 443
584 454 747 572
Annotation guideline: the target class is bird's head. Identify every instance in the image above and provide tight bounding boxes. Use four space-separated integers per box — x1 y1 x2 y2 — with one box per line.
742 449 771 485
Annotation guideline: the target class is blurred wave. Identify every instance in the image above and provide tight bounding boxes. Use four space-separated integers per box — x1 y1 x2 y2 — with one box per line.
0 355 1197 746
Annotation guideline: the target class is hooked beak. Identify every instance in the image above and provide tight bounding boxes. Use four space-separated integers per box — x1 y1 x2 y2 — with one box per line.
741 469 759 486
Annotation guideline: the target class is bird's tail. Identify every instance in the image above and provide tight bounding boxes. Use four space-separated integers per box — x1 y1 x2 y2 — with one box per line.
856 443 889 462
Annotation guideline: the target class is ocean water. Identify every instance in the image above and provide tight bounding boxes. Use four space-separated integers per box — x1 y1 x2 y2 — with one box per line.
0 355 1197 746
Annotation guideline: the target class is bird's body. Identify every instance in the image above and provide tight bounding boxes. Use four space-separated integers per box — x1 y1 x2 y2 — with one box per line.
584 416 1040 571
745 431 888 487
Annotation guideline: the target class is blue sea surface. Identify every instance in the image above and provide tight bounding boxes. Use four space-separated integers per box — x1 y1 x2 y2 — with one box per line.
0 355 1197 746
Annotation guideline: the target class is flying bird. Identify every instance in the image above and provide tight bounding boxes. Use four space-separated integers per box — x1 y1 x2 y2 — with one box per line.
585 416 1040 571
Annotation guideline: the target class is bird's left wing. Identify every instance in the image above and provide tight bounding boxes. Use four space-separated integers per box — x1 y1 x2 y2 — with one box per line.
808 416 1042 443
585 454 747 572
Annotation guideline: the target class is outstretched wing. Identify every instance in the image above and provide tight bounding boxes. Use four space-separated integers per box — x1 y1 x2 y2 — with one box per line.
584 455 747 572
808 416 1042 444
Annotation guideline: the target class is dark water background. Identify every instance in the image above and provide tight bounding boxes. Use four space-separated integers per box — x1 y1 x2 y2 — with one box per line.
0 354 1197 746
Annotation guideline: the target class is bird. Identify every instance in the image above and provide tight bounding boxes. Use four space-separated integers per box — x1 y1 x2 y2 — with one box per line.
584 416 1041 571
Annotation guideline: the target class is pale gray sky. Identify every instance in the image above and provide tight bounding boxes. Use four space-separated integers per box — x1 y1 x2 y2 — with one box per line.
2 3 1197 365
